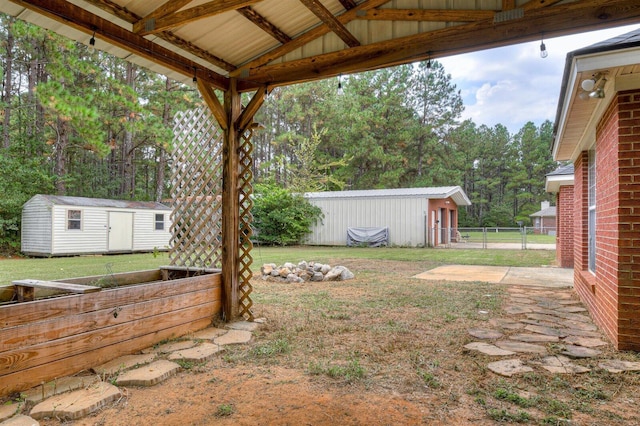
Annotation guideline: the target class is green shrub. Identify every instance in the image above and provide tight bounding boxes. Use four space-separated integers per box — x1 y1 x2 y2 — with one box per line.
252 183 322 245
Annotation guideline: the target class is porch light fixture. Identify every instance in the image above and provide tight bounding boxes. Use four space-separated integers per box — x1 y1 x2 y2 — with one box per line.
580 72 607 99
337 74 344 95
88 30 96 53
192 67 197 85
539 36 548 58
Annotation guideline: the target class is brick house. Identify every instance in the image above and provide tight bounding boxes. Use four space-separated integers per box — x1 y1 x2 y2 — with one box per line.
545 164 574 268
529 201 557 235
552 29 640 350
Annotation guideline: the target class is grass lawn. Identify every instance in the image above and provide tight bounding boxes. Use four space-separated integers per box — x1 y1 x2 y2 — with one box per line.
0 246 556 286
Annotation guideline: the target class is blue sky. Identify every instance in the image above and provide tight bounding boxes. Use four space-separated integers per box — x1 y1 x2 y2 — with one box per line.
438 24 640 134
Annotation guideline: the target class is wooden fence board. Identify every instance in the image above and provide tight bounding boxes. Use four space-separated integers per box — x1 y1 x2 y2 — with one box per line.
0 301 219 373
1 273 220 328
0 287 221 352
0 317 213 396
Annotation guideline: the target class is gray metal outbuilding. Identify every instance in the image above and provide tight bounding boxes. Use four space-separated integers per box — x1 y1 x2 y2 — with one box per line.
304 186 471 247
21 195 172 256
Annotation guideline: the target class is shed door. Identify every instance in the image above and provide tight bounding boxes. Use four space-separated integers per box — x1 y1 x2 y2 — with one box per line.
108 211 133 251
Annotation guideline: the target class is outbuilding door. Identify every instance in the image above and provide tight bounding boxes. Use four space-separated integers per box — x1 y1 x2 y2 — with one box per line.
108 211 133 251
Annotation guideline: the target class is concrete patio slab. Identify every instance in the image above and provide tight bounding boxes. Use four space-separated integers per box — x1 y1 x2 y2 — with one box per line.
414 265 574 288
413 265 508 283
115 360 181 387
29 382 120 421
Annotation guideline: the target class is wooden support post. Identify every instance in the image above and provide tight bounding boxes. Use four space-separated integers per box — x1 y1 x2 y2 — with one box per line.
221 78 242 320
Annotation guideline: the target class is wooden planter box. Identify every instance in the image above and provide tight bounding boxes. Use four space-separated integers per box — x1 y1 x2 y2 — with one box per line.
0 267 222 397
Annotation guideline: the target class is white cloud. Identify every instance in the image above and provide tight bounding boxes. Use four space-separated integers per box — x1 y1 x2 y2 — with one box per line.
439 24 640 134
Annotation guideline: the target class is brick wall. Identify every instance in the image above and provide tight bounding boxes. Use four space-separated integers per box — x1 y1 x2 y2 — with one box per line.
556 186 574 268
573 90 640 350
615 90 640 350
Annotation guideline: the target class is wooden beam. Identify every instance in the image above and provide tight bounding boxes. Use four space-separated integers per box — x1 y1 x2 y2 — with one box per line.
134 0 263 35
238 87 266 132
338 0 357 10
221 78 242 320
232 0 388 76
242 0 640 86
13 0 230 90
237 6 292 44
299 0 360 48
197 79 227 130
138 0 193 21
357 9 496 22
157 31 236 72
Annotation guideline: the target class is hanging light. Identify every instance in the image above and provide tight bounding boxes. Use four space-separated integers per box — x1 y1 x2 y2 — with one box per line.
337 74 344 95
426 53 432 75
539 36 548 58
192 67 197 85
88 30 96 53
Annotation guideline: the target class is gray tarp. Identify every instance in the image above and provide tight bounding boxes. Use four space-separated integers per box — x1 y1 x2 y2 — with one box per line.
346 227 389 247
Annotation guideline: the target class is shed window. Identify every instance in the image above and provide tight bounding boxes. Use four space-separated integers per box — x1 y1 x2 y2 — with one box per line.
588 149 596 273
67 210 82 230
155 213 165 230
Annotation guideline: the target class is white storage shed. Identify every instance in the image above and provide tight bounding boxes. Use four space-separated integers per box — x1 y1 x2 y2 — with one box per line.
21 195 172 256
304 186 471 247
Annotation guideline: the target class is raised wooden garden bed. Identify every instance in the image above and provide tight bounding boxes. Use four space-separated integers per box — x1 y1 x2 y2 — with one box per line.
0 267 222 397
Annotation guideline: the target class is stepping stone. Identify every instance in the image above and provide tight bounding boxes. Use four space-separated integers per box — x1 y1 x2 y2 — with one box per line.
464 342 515 356
115 360 181 387
214 329 252 345
22 376 100 407
0 404 19 422
30 382 120 421
510 297 535 304
528 306 561 315
1 415 40 426
598 360 640 373
509 333 559 343
535 355 590 374
489 318 524 330
560 328 603 338
93 353 156 376
556 300 582 305
192 327 228 340
521 319 560 328
555 306 587 313
504 305 532 315
560 344 602 358
527 313 563 324
228 321 260 332
168 342 224 363
563 336 608 348
524 324 568 338
143 339 197 354
553 312 592 323
536 301 563 310
556 319 598 332
495 340 547 354
487 359 533 377
467 328 503 340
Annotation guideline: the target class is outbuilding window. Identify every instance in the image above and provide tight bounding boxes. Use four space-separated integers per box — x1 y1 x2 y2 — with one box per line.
67 209 82 230
588 149 596 273
155 213 165 231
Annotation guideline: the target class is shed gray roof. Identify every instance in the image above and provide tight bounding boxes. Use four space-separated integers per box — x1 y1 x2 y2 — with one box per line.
31 194 171 210
304 186 471 206
530 206 556 218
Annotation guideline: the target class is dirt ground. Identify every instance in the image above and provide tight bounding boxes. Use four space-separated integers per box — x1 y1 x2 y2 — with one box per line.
26 259 640 425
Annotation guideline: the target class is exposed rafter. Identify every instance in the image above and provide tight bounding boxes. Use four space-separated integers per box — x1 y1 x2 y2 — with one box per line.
237 6 291 44
299 0 360 48
357 9 496 22
243 0 640 87
338 0 356 10
134 0 262 35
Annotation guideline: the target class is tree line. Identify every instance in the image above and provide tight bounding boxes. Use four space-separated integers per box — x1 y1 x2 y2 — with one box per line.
0 15 557 252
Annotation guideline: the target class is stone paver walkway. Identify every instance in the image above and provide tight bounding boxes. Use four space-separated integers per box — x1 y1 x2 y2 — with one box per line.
465 286 640 377
0 321 261 425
